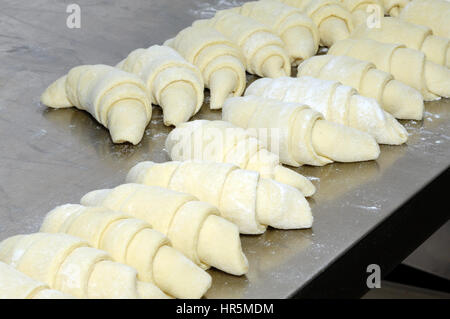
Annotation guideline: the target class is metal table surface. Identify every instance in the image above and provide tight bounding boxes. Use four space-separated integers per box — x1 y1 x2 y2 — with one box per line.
0 0 448 299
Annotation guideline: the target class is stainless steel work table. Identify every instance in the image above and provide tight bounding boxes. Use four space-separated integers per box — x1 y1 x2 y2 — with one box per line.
0 0 448 298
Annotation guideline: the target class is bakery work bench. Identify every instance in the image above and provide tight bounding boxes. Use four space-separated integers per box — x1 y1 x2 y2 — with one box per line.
0 0 448 298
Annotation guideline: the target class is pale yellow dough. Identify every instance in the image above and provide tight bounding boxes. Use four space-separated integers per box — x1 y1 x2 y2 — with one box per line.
232 0 320 64
41 64 152 145
279 0 354 47
193 10 291 78
223 95 380 166
125 161 313 235
0 261 72 299
166 119 316 196
0 233 169 299
382 0 410 16
352 17 450 67
297 55 424 120
117 45 204 126
400 0 450 39
164 25 246 109
245 77 407 145
329 38 450 101
340 0 384 26
80 183 248 275
40 204 211 299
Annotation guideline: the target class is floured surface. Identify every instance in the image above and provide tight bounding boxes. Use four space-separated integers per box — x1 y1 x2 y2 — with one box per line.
0 0 449 298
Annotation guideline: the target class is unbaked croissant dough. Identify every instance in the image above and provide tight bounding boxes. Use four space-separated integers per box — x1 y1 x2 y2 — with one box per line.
352 17 450 67
193 10 291 78
383 0 410 16
329 39 450 101
245 77 407 145
297 55 424 120
232 0 320 65
40 204 211 299
164 25 246 110
117 45 204 126
41 64 152 145
223 95 380 165
340 0 384 26
80 183 248 275
400 0 450 39
279 0 354 47
0 261 72 299
166 120 316 196
126 161 313 235
0 233 169 299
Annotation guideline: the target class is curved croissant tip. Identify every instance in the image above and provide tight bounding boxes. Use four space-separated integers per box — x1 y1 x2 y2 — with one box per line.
261 56 288 78
282 26 318 64
137 281 172 299
126 161 155 183
0 235 26 260
209 68 238 110
302 183 316 198
40 90 52 107
160 82 197 126
312 120 380 163
365 136 381 160
278 184 313 230
107 99 150 145
273 165 316 197
382 116 409 145
318 17 351 47
80 189 111 207
282 184 314 229
406 96 425 121
383 80 425 120
41 75 72 108
40 204 84 233
256 178 312 230
198 214 249 275
425 60 450 98
153 245 212 298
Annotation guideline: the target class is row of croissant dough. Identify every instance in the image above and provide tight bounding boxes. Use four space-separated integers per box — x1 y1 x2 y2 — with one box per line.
40 0 450 145
3 0 449 299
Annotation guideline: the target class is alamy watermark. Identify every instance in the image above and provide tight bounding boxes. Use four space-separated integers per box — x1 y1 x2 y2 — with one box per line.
366 4 382 29
366 264 381 288
66 4 81 29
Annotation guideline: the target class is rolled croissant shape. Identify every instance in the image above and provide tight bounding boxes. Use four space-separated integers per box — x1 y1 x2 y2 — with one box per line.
352 17 450 67
80 183 248 275
245 77 407 145
297 55 424 120
166 119 316 196
126 161 313 235
223 95 380 166
234 0 320 64
280 0 354 47
400 0 450 39
0 261 72 299
117 45 205 126
40 204 211 299
40 65 152 145
329 39 450 101
382 0 410 16
164 25 246 110
0 233 169 299
340 0 384 26
193 11 291 78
